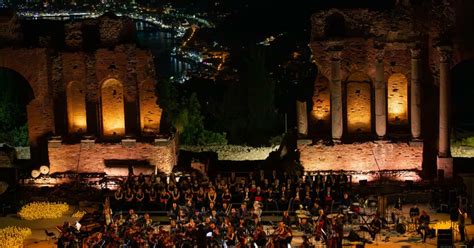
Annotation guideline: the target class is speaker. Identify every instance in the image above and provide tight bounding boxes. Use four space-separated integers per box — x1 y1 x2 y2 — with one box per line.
437 229 453 247
359 180 367 186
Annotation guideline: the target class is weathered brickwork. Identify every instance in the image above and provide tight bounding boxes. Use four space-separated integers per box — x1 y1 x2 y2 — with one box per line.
0 14 170 169
48 137 177 176
346 82 371 133
298 141 423 172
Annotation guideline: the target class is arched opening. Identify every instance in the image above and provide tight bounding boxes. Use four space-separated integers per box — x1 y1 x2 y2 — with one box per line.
387 73 409 127
139 79 162 134
101 78 125 137
345 72 372 134
451 59 474 158
66 81 87 133
0 68 34 148
310 75 330 137
324 13 346 37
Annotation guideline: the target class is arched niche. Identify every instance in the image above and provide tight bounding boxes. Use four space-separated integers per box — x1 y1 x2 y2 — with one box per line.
66 81 87 133
101 78 125 136
324 12 346 37
346 72 372 134
139 79 162 133
387 73 408 126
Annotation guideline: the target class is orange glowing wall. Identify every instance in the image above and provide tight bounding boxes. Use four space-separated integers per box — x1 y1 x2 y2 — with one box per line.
66 81 87 133
101 78 125 136
387 73 408 125
346 72 372 134
311 76 331 125
139 79 162 133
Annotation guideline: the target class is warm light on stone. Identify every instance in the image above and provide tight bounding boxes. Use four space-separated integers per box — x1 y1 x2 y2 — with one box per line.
139 79 162 133
101 78 125 136
311 76 331 123
346 72 372 134
387 73 408 125
66 81 87 133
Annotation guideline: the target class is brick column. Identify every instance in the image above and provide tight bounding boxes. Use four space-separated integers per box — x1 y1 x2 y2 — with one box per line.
410 48 422 140
437 46 453 178
375 49 386 138
330 50 343 141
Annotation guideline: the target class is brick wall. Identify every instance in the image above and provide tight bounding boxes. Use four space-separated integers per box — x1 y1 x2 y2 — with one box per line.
298 140 422 172
48 138 177 176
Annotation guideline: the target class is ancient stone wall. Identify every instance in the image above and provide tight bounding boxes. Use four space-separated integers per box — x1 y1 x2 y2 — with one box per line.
346 81 371 133
311 75 330 129
387 73 408 126
139 79 162 133
48 137 177 175
101 79 125 136
66 81 87 133
298 140 423 172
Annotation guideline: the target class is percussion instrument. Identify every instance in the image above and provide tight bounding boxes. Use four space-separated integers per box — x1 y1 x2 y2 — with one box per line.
39 165 50 175
396 223 406 234
31 170 40 178
295 210 310 215
327 213 344 219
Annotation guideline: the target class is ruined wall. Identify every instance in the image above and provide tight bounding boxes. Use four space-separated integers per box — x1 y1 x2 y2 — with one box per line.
101 79 125 136
48 137 177 175
139 79 162 133
298 140 423 172
346 82 371 133
0 48 53 146
66 81 87 133
387 73 408 125
311 75 330 129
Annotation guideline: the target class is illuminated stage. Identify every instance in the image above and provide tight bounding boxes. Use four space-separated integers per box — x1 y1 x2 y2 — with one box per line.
298 140 423 181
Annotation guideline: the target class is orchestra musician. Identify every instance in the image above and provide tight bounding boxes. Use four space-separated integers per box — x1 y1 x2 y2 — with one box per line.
417 210 431 242
313 208 327 242
274 221 292 248
459 208 468 242
253 224 267 247
409 204 420 226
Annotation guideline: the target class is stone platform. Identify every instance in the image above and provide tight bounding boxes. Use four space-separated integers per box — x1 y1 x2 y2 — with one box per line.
298 140 423 181
48 137 177 176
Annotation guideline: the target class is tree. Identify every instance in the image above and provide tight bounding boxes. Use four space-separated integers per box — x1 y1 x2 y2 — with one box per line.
242 47 278 145
0 69 31 147
156 79 227 145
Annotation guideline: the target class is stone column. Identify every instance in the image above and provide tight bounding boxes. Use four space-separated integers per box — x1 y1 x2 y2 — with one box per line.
296 100 308 136
410 48 422 140
375 49 386 138
330 50 343 141
437 46 453 178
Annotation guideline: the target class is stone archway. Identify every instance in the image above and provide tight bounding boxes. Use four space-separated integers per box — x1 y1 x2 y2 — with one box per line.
100 78 125 137
345 72 372 134
66 81 87 133
0 67 34 146
387 73 409 126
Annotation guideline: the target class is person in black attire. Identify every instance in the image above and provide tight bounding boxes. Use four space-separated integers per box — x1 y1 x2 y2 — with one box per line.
409 204 420 225
282 210 292 227
459 208 468 242
417 210 430 242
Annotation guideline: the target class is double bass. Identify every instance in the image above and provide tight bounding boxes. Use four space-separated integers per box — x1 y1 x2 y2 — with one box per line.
313 211 326 242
